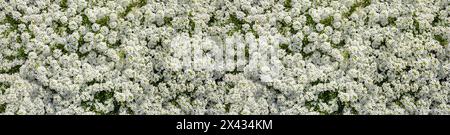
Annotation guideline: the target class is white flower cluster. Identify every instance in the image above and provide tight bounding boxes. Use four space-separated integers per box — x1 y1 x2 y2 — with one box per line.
0 0 449 115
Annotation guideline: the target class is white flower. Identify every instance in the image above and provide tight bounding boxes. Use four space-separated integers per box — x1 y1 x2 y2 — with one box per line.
91 23 100 32
0 0 448 115
83 32 94 42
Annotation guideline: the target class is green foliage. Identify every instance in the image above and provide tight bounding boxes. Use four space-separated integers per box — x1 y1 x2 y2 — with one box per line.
388 17 396 26
341 50 350 60
0 65 21 74
413 19 421 34
280 44 292 54
227 14 246 36
3 15 21 30
81 14 92 26
300 38 312 58
189 19 195 33
122 4 135 17
96 16 110 26
120 0 147 17
188 12 196 35
332 40 345 48
108 40 121 48
94 91 115 103
86 79 104 86
110 100 134 115
76 38 90 58
320 16 334 26
431 15 441 26
225 103 231 113
164 17 172 26
434 35 448 47
207 15 216 26
249 27 259 38
51 44 68 54
302 36 310 46
0 103 6 113
4 47 26 60
225 69 242 75
318 91 338 103
118 50 126 60
0 82 10 95
60 0 68 9
305 14 315 26
284 0 292 9
343 0 371 17
245 45 249 59
17 47 27 59
80 101 93 111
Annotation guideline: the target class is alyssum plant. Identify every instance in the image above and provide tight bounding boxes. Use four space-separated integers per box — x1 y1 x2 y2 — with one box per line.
0 0 449 115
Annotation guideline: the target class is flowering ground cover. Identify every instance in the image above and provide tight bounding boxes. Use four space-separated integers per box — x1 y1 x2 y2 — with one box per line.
0 0 449 115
